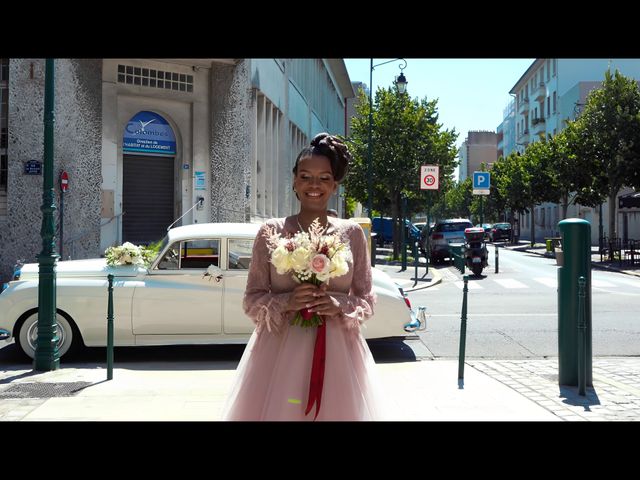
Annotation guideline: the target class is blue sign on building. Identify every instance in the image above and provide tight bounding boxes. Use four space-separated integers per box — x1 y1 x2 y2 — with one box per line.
123 111 176 155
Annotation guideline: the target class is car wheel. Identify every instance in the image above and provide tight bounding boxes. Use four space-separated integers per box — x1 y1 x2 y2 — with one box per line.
16 310 79 360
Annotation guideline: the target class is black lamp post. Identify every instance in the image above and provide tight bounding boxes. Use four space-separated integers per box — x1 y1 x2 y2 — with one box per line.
367 58 408 219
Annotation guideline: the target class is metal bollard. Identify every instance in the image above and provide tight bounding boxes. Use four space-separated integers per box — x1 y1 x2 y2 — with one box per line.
107 274 114 380
495 243 499 273
414 242 419 287
577 276 586 396
458 275 469 381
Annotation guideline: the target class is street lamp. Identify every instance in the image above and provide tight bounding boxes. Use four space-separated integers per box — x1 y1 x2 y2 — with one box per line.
367 58 408 219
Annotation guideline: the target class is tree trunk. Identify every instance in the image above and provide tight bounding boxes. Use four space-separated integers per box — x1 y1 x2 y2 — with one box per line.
561 192 568 220
530 203 536 248
609 188 618 261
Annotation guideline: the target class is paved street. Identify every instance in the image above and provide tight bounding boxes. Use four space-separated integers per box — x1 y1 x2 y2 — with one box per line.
407 247 640 359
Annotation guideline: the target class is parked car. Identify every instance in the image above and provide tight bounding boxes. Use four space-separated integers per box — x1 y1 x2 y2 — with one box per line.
372 217 421 246
426 218 473 264
490 222 512 242
475 223 494 241
0 222 418 360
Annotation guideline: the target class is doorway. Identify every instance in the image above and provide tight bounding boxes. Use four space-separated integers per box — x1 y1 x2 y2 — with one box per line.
122 154 175 245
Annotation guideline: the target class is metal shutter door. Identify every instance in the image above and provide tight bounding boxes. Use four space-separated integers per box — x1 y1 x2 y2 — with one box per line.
122 155 174 245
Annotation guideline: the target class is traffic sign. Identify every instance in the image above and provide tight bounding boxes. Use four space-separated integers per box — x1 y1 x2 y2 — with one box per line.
420 165 439 190
60 171 69 192
473 171 490 195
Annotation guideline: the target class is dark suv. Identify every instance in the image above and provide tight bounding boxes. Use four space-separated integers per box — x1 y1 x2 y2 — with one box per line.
425 218 473 264
489 222 512 242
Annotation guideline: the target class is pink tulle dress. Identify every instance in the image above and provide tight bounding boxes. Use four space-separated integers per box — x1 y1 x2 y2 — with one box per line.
221 216 388 421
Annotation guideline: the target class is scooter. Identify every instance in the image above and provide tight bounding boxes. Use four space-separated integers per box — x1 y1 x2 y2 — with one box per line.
464 227 488 276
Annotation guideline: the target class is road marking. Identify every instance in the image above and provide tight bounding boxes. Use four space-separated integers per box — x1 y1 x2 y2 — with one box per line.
592 279 616 288
533 277 557 288
429 313 556 317
605 277 640 288
453 280 483 289
492 278 528 289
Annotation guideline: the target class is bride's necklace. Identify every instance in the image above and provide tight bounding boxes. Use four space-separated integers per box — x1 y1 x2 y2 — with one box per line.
296 215 328 235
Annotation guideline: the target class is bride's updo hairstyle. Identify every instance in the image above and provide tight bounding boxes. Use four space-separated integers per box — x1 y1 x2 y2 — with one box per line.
292 132 351 183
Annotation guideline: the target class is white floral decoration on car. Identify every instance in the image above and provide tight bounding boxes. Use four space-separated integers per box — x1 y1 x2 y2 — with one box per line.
105 242 156 267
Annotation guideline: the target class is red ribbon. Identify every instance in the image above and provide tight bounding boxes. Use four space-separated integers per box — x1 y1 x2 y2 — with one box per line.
305 320 326 420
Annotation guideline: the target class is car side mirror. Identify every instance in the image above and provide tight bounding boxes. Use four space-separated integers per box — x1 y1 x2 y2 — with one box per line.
203 264 223 282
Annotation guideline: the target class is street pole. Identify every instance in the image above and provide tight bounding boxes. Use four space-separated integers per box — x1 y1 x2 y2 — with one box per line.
367 59 374 219
34 58 60 372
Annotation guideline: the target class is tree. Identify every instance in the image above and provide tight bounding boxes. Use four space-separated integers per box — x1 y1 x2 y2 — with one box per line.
571 69 640 244
347 86 458 259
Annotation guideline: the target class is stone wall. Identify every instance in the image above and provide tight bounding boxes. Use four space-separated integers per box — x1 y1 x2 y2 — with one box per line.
209 60 252 223
0 59 102 283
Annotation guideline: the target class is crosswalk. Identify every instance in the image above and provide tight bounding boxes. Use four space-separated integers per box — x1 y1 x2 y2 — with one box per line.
429 272 640 294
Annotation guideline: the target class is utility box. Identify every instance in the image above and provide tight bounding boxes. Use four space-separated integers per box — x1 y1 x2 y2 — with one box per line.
351 217 372 253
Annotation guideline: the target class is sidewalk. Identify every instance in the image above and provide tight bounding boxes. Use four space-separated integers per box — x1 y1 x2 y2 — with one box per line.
2 356 639 421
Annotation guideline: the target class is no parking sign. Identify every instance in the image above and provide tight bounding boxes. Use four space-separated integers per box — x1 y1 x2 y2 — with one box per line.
420 165 439 190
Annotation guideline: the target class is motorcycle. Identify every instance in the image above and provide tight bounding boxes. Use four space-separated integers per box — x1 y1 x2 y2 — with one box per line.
464 227 488 276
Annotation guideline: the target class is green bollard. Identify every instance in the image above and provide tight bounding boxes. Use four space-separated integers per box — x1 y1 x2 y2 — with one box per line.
458 275 469 381
495 243 499 274
558 219 592 387
107 274 114 380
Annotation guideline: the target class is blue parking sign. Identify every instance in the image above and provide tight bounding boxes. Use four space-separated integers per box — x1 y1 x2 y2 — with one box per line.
473 171 490 195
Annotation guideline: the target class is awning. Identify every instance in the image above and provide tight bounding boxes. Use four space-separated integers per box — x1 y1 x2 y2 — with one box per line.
619 191 640 209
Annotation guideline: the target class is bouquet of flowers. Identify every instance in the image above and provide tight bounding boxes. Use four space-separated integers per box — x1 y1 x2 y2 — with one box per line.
105 242 156 267
264 218 352 327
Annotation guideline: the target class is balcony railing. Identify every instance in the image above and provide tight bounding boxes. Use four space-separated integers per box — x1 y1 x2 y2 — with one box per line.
534 82 546 101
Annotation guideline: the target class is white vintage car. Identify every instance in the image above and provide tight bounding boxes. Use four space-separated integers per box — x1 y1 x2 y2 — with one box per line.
0 222 418 359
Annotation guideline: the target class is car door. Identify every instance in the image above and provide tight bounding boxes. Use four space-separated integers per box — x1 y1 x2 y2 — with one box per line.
132 238 223 335
222 238 255 334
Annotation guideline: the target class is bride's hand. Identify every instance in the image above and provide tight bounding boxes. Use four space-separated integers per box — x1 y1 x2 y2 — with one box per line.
308 283 342 316
286 282 323 312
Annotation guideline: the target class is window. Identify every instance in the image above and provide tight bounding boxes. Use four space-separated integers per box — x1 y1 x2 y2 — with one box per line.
553 59 557 76
546 60 550 81
155 239 221 270
117 64 193 93
228 239 253 270
553 91 557 113
547 97 550 117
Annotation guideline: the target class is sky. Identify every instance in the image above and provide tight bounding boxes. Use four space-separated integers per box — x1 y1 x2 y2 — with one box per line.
343 58 535 151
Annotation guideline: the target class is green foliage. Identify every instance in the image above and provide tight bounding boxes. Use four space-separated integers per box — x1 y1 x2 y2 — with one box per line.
345 86 458 217
570 69 640 201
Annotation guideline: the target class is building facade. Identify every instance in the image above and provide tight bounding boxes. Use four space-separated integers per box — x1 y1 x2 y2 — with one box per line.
500 58 640 244
0 58 354 283
458 131 498 182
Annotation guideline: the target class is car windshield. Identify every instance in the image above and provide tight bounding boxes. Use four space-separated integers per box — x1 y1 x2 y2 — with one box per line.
152 235 170 265
495 223 511 229
437 222 472 232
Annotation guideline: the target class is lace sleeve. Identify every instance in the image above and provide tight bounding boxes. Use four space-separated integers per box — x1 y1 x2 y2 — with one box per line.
332 223 377 329
242 223 291 334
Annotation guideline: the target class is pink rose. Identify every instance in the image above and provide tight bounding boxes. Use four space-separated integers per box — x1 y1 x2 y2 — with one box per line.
310 254 330 275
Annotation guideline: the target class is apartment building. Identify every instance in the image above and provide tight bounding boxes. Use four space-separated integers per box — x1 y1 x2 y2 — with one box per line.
499 58 640 244
458 130 498 182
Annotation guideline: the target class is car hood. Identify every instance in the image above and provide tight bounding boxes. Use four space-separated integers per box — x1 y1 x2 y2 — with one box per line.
19 258 144 279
